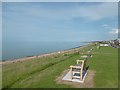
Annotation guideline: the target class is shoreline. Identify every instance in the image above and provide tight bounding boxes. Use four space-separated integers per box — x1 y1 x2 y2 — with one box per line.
1 43 93 65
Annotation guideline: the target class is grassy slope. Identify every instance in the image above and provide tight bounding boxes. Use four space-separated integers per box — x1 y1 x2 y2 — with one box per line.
2 44 118 88
88 46 118 88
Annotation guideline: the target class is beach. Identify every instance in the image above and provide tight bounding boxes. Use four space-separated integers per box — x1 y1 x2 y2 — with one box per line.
1 43 93 65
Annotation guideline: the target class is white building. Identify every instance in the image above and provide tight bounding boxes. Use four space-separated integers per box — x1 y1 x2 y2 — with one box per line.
100 44 109 46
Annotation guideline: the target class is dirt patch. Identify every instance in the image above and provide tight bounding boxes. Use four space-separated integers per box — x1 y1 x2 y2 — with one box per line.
55 69 95 88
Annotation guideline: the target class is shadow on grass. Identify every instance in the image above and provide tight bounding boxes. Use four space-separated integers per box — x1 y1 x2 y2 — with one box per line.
86 66 89 71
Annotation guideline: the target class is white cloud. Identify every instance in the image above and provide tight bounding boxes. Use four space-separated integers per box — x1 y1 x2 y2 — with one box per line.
76 3 118 20
109 28 118 34
102 24 108 27
101 24 118 35
4 2 118 21
49 3 117 20
101 24 112 29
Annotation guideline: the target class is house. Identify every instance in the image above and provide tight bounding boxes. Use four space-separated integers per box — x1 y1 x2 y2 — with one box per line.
100 44 109 46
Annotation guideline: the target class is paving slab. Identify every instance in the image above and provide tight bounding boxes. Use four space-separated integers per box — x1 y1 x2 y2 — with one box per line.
62 70 87 83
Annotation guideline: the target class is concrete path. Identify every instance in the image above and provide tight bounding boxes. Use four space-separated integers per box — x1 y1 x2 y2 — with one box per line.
62 70 87 83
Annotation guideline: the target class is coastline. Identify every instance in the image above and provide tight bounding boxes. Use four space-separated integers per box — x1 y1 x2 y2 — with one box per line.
1 43 93 65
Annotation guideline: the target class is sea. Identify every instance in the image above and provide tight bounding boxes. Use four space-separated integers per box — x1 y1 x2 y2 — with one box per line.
2 41 88 61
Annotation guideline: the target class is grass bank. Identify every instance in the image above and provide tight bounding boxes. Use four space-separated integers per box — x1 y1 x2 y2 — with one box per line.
2 43 118 88
88 46 118 88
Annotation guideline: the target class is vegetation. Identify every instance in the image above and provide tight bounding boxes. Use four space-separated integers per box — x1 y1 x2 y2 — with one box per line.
2 44 118 88
88 46 118 88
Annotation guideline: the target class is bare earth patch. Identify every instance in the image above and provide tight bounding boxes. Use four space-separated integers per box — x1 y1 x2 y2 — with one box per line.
55 69 95 88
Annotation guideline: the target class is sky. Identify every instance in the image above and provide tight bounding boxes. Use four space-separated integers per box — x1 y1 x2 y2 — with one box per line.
2 2 118 42
0 2 1 60
2 0 120 2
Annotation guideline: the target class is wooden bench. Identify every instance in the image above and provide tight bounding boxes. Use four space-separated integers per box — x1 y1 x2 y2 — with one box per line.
70 59 86 80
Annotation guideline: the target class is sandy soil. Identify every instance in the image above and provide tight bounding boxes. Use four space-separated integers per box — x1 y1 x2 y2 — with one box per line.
55 69 95 88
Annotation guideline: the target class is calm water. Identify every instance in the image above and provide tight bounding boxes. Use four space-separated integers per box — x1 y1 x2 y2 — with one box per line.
2 41 87 61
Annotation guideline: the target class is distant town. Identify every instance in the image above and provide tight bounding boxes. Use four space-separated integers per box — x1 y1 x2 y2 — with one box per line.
93 38 120 48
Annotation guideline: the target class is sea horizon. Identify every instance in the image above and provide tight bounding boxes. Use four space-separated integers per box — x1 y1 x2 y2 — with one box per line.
2 41 88 61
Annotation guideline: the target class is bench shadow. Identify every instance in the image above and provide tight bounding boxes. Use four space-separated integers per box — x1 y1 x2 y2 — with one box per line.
86 66 89 71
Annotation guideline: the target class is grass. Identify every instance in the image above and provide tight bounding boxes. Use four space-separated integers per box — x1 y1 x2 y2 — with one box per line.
2 44 118 88
0 64 2 89
87 46 118 88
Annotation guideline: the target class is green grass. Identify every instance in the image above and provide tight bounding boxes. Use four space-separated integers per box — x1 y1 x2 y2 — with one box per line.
2 44 118 88
87 46 118 88
0 65 2 89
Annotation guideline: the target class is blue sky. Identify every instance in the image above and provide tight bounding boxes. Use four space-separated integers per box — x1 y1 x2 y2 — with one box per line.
2 2 118 42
